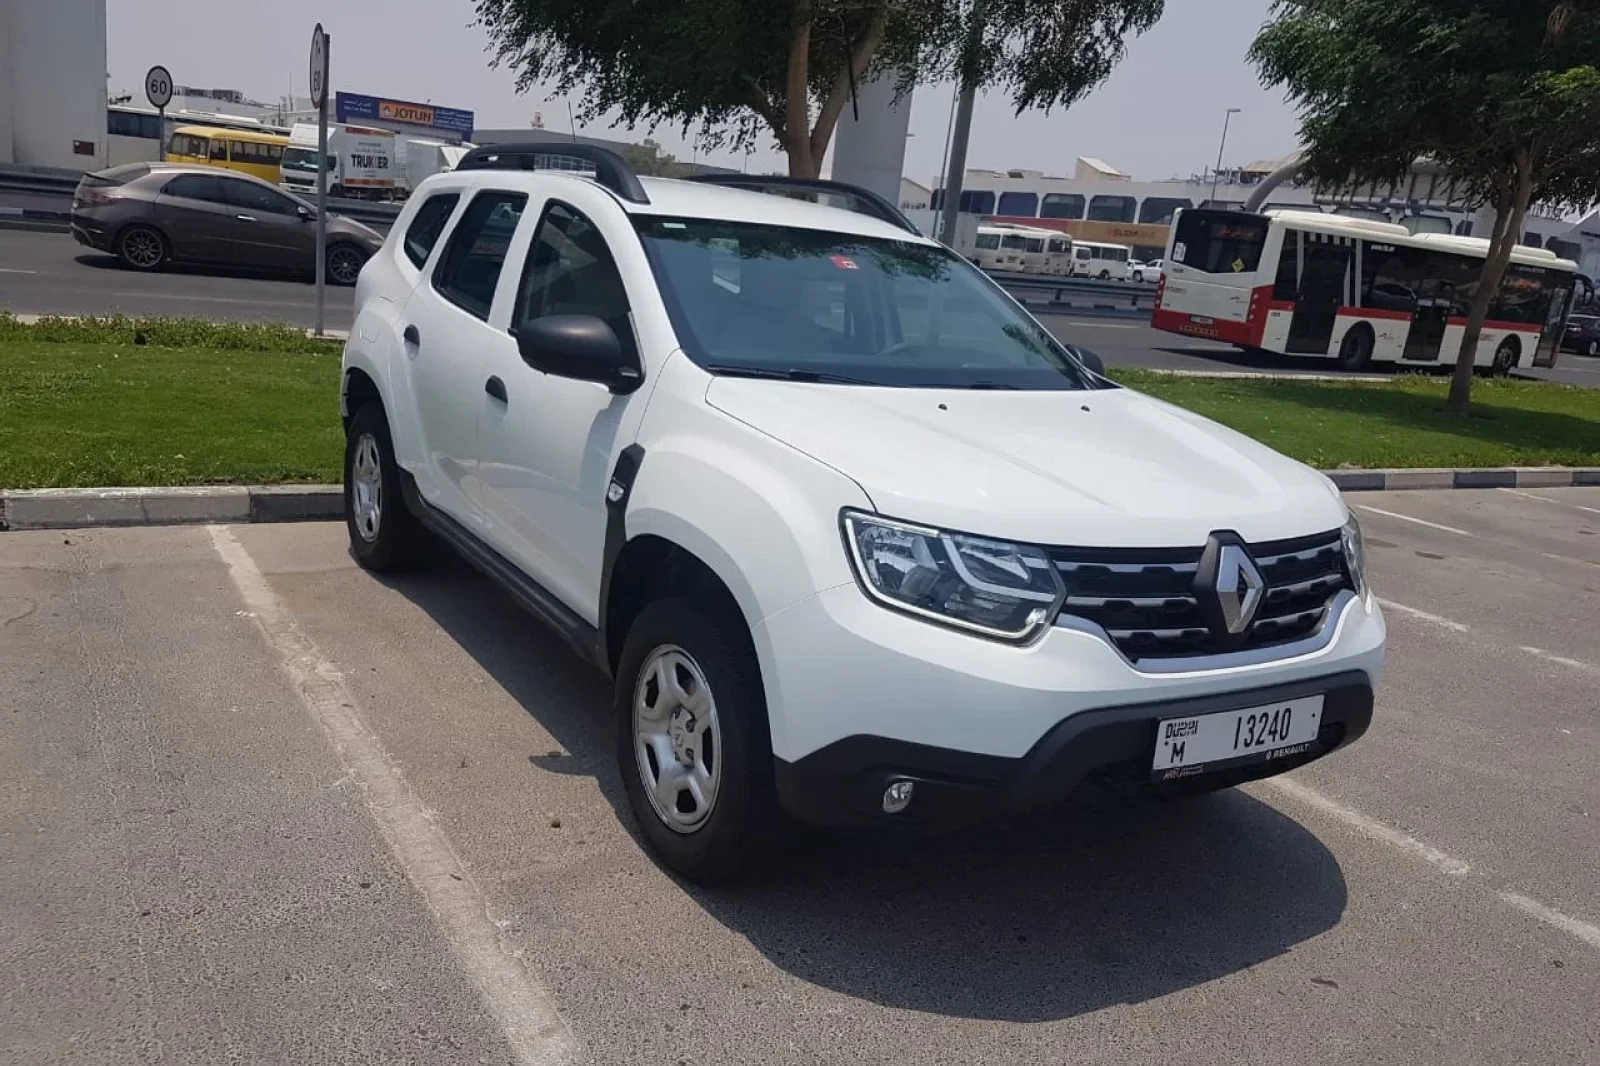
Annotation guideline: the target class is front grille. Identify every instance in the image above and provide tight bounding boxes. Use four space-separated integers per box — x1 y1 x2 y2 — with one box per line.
1050 530 1353 662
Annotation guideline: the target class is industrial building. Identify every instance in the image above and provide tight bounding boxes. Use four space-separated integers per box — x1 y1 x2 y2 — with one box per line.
0 0 109 169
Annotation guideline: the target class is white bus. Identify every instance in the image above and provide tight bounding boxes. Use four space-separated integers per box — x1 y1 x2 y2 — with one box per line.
971 224 1074 275
1069 239 1134 280
105 104 290 168
1152 208 1582 371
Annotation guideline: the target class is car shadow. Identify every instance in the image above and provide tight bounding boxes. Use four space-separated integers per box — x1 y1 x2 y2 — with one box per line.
74 251 315 287
377 547 1349 1023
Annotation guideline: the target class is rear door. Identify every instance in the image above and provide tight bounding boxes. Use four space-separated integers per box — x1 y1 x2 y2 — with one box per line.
1286 236 1351 355
397 187 530 525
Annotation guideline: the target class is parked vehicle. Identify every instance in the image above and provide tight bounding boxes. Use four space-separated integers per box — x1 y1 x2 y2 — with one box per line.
1561 313 1600 357
71 162 383 284
165 125 291 184
1070 239 1134 280
1132 258 1164 284
339 147 1385 882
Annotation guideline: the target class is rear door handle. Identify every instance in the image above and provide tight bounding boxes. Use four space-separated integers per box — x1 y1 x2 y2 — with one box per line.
485 376 508 404
403 325 420 346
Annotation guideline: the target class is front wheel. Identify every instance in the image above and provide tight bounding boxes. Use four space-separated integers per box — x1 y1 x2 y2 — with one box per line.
327 243 368 286
1336 326 1374 371
1491 338 1518 376
1098 269 1111 280
616 599 774 883
1587 338 1598 358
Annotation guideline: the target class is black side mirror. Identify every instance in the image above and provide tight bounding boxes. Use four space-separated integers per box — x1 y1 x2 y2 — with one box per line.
514 314 643 394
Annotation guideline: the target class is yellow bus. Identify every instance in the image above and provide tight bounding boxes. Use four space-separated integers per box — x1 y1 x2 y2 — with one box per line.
165 125 290 183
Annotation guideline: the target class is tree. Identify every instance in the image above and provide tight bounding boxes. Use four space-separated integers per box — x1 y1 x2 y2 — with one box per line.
1250 0 1600 414
473 0 1164 180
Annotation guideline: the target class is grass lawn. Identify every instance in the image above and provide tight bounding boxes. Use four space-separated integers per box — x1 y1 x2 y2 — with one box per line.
1 315 1597 489
1112 369 1600 470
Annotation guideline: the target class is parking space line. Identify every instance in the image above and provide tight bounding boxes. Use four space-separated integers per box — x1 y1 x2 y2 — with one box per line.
1376 597 1470 632
1518 646 1600 676
1498 487 1600 516
1355 505 1476 537
206 525 581 1066
1265 777 1600 951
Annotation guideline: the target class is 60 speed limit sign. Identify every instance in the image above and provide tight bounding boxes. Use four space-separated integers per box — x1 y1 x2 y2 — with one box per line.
144 65 173 110
309 25 329 108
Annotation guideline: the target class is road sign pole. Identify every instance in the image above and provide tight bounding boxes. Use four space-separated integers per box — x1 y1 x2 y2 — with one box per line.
311 26 330 338
157 106 166 156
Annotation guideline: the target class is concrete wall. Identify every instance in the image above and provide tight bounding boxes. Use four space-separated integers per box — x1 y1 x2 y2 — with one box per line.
0 0 108 168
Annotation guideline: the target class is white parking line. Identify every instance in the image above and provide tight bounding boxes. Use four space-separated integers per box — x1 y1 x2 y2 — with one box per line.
1354 505 1476 537
1518 646 1600 675
1376 598 1471 632
207 525 580 1066
1265 777 1600 951
1498 487 1600 516
0 267 39 274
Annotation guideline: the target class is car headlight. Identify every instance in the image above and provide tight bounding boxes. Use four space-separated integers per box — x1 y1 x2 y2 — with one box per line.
1340 512 1367 596
842 511 1066 641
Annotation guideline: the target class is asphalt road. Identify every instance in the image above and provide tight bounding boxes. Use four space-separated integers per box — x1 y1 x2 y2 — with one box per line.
3 226 1599 385
2 487 1597 1064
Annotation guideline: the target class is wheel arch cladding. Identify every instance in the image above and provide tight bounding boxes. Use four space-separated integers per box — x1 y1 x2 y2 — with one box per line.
342 366 383 430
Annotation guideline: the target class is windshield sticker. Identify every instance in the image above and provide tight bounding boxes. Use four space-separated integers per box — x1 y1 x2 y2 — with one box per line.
830 255 859 270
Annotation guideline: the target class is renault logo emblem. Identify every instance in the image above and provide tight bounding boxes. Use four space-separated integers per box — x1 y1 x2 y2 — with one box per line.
1195 534 1266 642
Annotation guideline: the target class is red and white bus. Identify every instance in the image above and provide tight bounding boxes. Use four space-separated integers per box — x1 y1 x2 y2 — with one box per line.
1151 208 1582 372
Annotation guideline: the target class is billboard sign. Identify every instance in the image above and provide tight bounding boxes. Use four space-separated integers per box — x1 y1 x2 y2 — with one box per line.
335 92 474 135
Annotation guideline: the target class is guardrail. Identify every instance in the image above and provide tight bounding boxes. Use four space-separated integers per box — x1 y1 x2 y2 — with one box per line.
986 270 1158 319
0 166 402 228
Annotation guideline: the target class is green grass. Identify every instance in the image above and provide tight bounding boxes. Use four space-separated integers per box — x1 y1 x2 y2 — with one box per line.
1109 370 1600 469
1 314 1597 490
0 338 342 489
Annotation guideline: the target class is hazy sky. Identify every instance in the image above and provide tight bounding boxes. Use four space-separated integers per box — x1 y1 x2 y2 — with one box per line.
106 0 1302 183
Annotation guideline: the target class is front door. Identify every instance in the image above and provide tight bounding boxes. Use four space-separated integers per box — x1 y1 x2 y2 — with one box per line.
217 177 316 272
476 198 646 618
1403 277 1452 362
1286 240 1350 354
1532 275 1574 368
152 172 253 263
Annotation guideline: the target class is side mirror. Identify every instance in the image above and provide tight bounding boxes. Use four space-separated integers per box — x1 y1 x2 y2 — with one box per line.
1069 344 1105 376
296 205 313 221
514 314 643 394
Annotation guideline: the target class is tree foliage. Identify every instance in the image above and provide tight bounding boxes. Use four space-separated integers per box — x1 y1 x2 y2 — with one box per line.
473 0 1164 178
1250 0 1600 413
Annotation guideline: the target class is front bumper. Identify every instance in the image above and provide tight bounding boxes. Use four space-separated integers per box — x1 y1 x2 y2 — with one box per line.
774 671 1372 830
754 581 1385 830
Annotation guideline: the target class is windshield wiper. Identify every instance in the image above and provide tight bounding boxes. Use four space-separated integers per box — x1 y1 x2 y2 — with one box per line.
964 381 1021 390
703 364 878 386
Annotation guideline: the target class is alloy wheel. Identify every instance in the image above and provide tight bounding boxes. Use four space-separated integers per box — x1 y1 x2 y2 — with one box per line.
121 229 163 268
328 246 364 285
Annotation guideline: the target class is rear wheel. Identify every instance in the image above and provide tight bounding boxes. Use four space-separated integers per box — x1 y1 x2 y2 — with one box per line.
1098 269 1111 280
344 404 431 572
616 598 774 883
1491 337 1518 376
1587 338 1598 358
1336 325 1374 371
115 225 167 272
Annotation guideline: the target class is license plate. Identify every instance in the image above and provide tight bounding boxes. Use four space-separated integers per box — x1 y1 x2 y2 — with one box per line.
1151 695 1324 780
1190 315 1215 325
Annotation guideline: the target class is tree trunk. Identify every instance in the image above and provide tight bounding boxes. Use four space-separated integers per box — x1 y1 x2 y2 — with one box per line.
784 0 816 178
1446 158 1535 415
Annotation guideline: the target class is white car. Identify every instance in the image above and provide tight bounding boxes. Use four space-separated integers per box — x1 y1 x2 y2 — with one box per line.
339 148 1385 881
1133 258 1164 283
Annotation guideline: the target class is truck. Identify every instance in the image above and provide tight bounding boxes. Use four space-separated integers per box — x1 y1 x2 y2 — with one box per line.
399 137 471 193
280 122 399 201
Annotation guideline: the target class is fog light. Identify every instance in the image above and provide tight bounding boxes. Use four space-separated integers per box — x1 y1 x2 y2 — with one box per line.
882 779 915 814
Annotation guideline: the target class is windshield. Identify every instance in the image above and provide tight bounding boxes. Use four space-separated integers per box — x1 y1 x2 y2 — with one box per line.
633 217 1102 390
281 147 334 173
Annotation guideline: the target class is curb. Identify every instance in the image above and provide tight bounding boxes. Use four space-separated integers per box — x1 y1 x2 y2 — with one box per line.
0 485 342 531
2 469 1597 531
6 312 350 343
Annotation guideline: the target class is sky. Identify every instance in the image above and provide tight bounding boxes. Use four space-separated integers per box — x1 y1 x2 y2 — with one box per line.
105 0 1304 184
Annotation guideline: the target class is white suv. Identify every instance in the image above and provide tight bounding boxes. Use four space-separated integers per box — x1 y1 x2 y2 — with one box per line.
339 146 1385 881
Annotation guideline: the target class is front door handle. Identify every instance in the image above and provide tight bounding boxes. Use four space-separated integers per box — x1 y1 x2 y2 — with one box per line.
485 375 508 404
403 324 420 346
234 214 258 222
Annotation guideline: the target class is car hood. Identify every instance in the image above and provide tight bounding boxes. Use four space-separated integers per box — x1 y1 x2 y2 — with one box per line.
704 380 1346 547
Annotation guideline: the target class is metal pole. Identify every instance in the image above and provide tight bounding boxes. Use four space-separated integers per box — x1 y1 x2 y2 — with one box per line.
157 106 166 157
1210 107 1240 205
937 0 985 248
315 36 330 338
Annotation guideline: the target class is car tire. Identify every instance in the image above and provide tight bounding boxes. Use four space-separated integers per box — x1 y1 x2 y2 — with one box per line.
1098 269 1111 280
327 243 368 287
615 598 775 883
344 403 431 572
1336 325 1374 371
1588 339 1598 358
115 225 168 272
1491 338 1517 376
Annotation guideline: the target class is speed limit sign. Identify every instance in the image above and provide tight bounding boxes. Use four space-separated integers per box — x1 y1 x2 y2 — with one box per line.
309 24 329 108
144 65 173 110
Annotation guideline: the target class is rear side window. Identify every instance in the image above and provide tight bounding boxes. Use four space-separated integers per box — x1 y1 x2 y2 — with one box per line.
403 193 460 268
163 173 225 203
432 190 528 320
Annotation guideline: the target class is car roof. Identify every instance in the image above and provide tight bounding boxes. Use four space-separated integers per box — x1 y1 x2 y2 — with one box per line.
420 168 936 245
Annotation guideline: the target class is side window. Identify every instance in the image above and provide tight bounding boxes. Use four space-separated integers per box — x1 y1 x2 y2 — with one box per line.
221 178 299 215
1274 230 1301 300
163 173 225 203
513 202 636 360
210 139 229 162
432 190 528 320
996 191 1038 217
1040 193 1085 220
402 193 460 268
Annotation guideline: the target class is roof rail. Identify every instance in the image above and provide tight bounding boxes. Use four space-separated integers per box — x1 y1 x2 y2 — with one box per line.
454 142 650 205
683 174 921 235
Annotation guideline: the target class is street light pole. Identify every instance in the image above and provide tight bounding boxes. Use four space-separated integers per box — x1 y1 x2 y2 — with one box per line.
1210 107 1241 205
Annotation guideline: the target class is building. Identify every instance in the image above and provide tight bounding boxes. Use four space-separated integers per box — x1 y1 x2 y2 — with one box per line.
0 0 108 169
